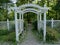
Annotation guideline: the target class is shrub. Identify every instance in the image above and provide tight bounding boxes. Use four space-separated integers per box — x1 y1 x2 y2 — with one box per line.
46 27 59 42
0 31 15 42
0 30 9 36
7 32 16 42
0 35 8 41
38 29 43 41
39 27 59 43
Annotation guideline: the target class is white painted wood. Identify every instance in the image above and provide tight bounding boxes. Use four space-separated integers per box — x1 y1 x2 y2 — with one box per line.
39 12 42 29
14 4 19 42
40 13 41 21
23 8 39 15
22 8 48 14
8 3 49 42
19 13 21 30
7 19 9 30
51 18 54 28
37 13 39 30
43 4 47 42
43 12 46 42
19 4 49 10
23 10 38 15
22 13 24 31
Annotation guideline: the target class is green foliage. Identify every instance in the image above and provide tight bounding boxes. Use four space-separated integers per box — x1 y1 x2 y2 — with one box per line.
54 23 60 33
0 30 9 36
0 0 59 21
24 12 37 23
0 0 11 3
46 27 59 42
19 30 27 43
0 32 15 42
32 20 37 30
53 0 60 12
0 9 7 21
0 28 27 42
39 27 59 43
17 0 34 6
7 32 16 42
0 29 15 42
52 0 60 19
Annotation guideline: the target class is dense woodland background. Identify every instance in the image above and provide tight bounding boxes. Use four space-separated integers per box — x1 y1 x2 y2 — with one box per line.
0 0 60 21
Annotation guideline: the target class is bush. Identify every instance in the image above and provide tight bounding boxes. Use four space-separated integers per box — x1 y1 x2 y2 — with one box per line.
0 35 8 41
7 32 16 42
46 27 59 42
0 32 16 42
39 27 59 43
0 30 9 36
54 23 60 33
38 29 43 41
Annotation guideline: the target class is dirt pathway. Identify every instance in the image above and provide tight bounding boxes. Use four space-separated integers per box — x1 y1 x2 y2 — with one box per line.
20 24 40 45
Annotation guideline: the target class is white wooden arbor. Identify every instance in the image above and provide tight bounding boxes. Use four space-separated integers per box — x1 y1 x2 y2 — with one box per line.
8 3 49 42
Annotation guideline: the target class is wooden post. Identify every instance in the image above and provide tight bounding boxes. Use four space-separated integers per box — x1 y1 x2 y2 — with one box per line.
22 13 24 31
37 13 40 30
51 18 53 28
19 13 21 31
40 12 42 29
7 19 9 30
43 12 46 42
40 13 41 21
43 4 47 42
14 4 19 42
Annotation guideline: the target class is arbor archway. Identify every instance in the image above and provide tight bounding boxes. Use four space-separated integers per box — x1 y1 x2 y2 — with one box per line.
8 3 49 42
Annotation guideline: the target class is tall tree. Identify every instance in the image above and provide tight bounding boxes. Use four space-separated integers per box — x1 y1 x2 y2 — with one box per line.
0 0 11 21
52 0 60 19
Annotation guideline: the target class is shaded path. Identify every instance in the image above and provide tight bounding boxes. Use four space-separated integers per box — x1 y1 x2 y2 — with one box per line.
20 24 41 45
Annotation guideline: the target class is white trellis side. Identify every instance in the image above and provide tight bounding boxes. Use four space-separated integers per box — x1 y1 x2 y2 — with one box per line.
14 4 19 42
19 12 24 34
43 4 47 42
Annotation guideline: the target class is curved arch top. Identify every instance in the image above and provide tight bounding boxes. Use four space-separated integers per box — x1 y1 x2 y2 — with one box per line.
22 8 39 15
23 10 39 15
19 3 49 10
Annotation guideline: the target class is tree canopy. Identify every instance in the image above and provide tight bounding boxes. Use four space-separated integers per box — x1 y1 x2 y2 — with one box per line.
0 0 60 21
